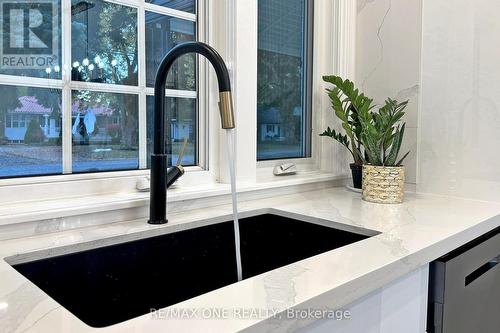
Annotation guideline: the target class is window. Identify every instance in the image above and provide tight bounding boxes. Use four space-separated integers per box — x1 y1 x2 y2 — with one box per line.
71 0 138 86
146 96 196 168
145 11 196 89
257 0 312 160
0 85 62 178
72 90 139 173
0 0 198 179
144 2 198 168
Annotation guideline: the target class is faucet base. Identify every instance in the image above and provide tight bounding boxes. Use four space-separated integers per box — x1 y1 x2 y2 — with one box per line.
148 219 168 225
149 154 168 224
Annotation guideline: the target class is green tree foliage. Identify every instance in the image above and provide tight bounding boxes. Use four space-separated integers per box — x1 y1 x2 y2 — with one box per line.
72 1 139 149
24 119 46 144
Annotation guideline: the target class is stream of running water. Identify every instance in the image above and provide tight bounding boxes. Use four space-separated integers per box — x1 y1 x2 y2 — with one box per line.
225 129 242 281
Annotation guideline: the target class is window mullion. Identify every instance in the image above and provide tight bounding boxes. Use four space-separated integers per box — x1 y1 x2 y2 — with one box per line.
144 3 196 21
62 0 73 174
0 75 63 89
69 81 141 94
145 87 198 99
138 2 147 169
165 89 197 98
61 88 72 173
138 3 146 91
139 93 147 169
197 0 207 170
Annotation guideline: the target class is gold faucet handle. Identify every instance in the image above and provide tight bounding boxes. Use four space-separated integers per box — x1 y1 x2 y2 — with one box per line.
176 137 189 167
218 91 235 129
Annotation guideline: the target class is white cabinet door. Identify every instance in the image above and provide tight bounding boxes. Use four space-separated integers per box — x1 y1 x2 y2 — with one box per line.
300 265 429 333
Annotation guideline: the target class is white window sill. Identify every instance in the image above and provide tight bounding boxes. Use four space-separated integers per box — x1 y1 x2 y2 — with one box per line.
0 171 346 239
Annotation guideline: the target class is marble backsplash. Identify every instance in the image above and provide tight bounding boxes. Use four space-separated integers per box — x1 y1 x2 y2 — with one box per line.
357 0 500 201
356 0 422 184
418 0 500 201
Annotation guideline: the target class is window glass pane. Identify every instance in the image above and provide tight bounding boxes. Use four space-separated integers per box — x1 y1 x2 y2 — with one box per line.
145 11 196 89
146 0 195 13
0 0 62 79
71 0 138 86
146 96 196 168
257 0 310 160
72 90 138 172
0 85 62 177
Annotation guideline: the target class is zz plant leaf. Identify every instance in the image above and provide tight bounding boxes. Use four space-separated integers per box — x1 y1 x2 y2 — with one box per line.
359 98 410 167
320 75 410 167
319 127 352 154
320 75 374 165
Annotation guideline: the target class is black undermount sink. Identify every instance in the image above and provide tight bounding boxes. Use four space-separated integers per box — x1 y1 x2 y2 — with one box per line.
10 214 373 327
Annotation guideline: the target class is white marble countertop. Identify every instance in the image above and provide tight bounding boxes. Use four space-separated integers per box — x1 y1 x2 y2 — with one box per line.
1 187 500 333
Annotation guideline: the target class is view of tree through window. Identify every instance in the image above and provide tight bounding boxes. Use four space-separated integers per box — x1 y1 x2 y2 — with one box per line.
72 91 139 172
145 11 196 89
0 0 197 178
257 0 311 160
71 0 138 86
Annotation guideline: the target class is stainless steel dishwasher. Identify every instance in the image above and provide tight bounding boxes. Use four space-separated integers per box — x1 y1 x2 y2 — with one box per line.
427 227 500 333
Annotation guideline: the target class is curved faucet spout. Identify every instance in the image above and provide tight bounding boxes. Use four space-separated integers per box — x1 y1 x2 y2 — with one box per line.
149 42 234 225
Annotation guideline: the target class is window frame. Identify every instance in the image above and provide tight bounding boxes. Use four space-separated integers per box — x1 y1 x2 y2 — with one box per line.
256 0 316 170
302 0 314 159
0 0 208 181
0 0 358 205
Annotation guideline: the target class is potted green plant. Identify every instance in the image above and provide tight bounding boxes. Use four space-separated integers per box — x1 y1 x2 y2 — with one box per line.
320 76 372 189
358 98 410 204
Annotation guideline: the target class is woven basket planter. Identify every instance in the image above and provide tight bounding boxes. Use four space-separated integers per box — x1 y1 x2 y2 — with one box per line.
362 165 405 204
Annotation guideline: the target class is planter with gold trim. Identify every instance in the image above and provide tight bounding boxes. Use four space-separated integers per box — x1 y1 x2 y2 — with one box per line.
362 165 405 204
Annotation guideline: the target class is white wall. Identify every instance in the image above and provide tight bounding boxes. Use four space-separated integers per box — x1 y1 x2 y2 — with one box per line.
418 0 500 201
356 0 423 184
